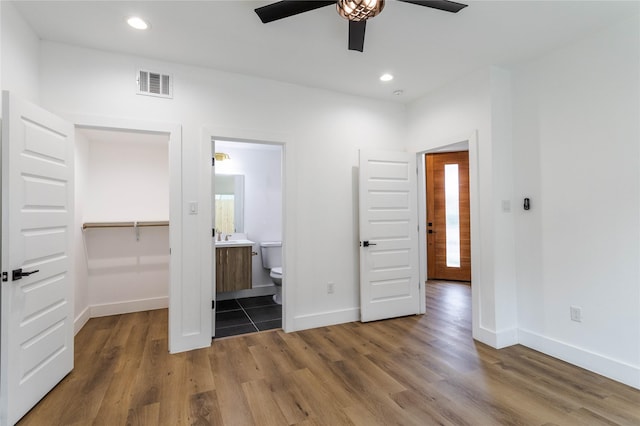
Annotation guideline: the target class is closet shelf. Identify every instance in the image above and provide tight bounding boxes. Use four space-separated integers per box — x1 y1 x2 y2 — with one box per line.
82 221 169 230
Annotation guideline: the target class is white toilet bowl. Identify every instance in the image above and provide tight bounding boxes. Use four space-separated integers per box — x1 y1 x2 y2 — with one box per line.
260 242 283 305
270 266 282 304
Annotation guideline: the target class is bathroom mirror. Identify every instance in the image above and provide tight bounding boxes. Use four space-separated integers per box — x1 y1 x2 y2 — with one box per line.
214 174 244 233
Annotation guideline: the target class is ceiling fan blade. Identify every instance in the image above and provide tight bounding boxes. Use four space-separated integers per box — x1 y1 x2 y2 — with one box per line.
348 20 366 52
255 1 336 23
396 0 468 13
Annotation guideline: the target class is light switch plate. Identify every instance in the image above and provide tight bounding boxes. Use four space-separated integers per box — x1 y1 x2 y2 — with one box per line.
188 201 198 215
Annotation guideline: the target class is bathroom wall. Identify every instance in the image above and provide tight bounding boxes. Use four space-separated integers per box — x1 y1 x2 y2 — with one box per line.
215 141 282 289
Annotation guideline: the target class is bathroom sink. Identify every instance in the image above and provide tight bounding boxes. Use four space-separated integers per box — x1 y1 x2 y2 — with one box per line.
215 239 255 247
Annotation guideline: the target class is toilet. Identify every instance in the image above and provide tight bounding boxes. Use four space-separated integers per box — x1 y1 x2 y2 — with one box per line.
260 241 283 304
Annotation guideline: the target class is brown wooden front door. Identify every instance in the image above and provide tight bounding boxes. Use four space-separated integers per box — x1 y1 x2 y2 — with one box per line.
426 151 471 281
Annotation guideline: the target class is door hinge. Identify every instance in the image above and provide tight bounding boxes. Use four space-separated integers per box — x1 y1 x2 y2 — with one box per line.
1 272 7 282
212 157 215 166
212 300 215 310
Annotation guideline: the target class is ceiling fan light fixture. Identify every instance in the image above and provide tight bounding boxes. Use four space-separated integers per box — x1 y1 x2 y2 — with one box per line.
337 0 385 22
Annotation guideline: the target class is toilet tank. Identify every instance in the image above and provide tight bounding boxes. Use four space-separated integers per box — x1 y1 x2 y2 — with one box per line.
260 241 282 269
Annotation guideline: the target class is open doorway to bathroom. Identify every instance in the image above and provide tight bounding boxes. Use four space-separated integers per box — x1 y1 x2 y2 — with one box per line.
212 140 284 338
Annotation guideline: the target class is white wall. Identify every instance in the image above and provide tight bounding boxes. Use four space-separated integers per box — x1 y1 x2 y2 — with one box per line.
38 41 407 346
0 1 3 102
512 15 640 388
81 133 170 316
406 66 519 348
408 14 640 389
84 226 169 315
84 137 169 222
215 142 282 288
0 1 39 103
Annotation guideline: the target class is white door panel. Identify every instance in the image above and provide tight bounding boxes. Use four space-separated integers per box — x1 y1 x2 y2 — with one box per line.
22 118 69 160
359 150 420 322
23 176 68 207
1 91 74 425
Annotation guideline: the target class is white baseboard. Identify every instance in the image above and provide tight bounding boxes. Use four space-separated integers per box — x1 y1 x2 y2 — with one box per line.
474 325 519 349
519 328 640 390
291 307 360 332
74 306 91 335
90 296 168 318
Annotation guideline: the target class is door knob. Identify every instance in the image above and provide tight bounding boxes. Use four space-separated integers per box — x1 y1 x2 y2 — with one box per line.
362 241 377 247
12 268 40 281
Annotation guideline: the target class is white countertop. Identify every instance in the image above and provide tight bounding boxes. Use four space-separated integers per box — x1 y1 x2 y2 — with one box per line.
214 239 255 247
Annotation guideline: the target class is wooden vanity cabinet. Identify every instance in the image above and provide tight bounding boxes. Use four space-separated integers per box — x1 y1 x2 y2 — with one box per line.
216 246 252 292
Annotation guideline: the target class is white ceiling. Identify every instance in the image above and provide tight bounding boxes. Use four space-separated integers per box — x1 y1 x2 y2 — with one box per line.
12 0 639 103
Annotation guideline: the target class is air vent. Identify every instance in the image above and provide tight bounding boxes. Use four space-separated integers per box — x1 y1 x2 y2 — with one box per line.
137 69 173 98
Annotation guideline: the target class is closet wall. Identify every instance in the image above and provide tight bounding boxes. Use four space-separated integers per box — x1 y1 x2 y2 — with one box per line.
77 128 170 320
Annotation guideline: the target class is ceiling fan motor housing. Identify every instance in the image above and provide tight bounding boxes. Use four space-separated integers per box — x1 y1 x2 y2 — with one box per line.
255 0 467 52
337 0 385 21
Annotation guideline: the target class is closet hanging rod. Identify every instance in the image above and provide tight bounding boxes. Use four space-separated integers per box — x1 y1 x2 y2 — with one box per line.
82 221 169 230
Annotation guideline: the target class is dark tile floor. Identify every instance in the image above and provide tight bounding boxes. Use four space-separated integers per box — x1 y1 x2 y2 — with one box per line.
215 295 282 338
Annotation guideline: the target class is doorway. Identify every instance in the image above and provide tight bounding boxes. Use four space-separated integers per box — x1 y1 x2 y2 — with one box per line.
212 139 284 338
425 151 471 282
70 116 183 354
75 127 171 321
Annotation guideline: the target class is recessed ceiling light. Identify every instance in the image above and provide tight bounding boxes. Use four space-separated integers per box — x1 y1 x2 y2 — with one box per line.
380 73 394 82
127 17 149 30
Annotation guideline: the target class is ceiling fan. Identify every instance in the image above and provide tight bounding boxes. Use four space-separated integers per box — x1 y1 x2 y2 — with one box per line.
254 0 468 52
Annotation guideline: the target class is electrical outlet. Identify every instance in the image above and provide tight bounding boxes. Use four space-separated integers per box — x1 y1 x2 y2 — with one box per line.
570 306 582 322
327 282 335 294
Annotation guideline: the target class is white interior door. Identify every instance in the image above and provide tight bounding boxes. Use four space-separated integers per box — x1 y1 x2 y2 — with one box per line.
359 150 420 322
1 91 75 424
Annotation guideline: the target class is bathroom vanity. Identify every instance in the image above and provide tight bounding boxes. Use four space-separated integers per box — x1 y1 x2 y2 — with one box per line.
215 240 254 292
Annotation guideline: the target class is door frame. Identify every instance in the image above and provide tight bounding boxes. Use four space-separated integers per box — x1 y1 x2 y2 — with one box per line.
416 132 479 327
65 114 184 352
201 126 291 334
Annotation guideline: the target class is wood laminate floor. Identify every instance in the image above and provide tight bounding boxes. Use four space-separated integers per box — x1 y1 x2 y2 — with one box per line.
18 281 640 425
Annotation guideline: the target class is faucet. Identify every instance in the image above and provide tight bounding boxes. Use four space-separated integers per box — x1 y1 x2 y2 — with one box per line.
225 234 231 241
